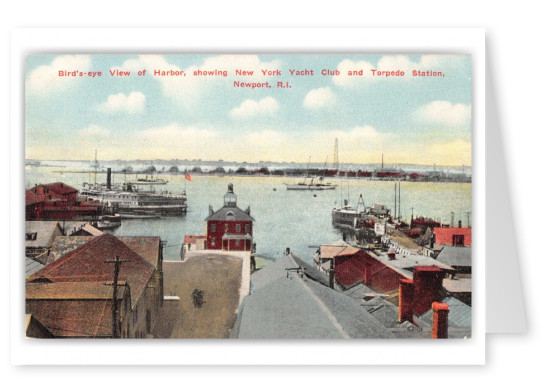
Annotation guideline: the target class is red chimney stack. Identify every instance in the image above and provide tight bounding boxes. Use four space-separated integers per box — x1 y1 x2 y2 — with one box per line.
413 266 444 316
432 302 450 339
398 279 414 323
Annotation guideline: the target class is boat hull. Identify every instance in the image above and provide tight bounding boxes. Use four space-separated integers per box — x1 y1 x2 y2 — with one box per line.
286 184 336 190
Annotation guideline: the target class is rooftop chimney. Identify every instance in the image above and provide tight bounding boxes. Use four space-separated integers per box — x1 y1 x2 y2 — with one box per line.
208 205 214 216
432 302 449 339
388 251 396 260
398 279 414 323
413 266 444 316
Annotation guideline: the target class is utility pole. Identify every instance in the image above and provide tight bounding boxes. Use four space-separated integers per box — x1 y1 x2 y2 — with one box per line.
329 257 335 290
105 255 130 338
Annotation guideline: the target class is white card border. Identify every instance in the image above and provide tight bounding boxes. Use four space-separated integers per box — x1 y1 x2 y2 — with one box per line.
10 27 485 365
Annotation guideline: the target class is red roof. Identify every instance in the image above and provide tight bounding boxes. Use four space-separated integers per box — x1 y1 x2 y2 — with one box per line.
27 234 154 309
25 190 46 206
41 182 78 195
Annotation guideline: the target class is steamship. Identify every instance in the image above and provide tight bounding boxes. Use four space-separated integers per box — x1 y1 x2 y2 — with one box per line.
79 169 187 217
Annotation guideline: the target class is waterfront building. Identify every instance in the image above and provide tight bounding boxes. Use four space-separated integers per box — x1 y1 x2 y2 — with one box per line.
205 183 254 251
26 182 100 220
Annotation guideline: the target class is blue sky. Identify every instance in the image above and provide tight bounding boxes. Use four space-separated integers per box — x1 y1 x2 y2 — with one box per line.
25 54 472 166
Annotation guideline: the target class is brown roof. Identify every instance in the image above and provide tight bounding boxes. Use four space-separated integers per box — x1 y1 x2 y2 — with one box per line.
28 234 154 308
26 295 125 338
46 235 162 269
26 281 128 300
117 236 161 268
320 244 360 259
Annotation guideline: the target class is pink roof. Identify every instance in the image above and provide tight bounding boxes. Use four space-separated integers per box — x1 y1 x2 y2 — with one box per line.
184 235 207 244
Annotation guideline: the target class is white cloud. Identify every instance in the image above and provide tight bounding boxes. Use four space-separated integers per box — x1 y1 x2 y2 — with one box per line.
303 87 336 109
138 124 217 146
413 101 472 128
230 97 279 119
26 55 92 97
98 92 145 114
116 55 281 111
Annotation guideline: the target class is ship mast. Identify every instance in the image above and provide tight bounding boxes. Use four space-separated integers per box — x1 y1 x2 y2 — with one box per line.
93 150 98 185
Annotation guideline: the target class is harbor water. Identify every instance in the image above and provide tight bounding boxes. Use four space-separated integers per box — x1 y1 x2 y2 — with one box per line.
25 165 472 262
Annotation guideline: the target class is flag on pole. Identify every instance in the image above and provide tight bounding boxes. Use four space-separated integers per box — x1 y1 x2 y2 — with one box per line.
185 173 192 181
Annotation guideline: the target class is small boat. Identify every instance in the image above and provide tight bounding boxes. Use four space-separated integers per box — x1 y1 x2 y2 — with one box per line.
125 175 168 185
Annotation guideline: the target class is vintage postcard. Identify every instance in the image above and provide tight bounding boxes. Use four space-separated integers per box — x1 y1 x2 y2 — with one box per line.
24 53 473 341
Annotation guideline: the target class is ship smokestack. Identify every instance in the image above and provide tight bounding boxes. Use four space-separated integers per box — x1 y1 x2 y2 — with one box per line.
107 168 112 190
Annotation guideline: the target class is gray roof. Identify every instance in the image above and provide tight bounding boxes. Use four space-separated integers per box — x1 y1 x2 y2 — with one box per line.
339 283 378 300
436 245 472 267
443 277 472 293
62 222 104 237
206 206 254 221
419 296 472 329
26 257 45 277
368 251 455 279
235 254 395 339
25 221 62 248
292 256 331 287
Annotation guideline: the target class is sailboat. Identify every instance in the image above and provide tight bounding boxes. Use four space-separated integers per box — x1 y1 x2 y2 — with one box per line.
285 157 337 190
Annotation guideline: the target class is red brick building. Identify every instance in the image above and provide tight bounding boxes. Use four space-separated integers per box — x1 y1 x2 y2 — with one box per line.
206 184 254 251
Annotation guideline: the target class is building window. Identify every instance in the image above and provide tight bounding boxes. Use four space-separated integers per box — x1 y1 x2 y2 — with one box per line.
225 224 229 232
25 232 38 241
211 223 216 233
235 239 240 247
245 224 250 233
236 224 240 233
211 237 215 246
452 234 465 246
